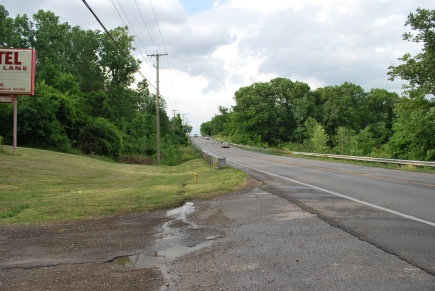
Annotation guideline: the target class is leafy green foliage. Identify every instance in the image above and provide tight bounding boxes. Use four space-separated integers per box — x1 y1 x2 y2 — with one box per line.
229 78 311 146
312 123 329 154
200 8 435 161
202 78 400 156
17 83 73 151
333 127 355 155
386 8 435 160
387 99 435 161
388 8 435 98
0 6 191 164
76 117 122 158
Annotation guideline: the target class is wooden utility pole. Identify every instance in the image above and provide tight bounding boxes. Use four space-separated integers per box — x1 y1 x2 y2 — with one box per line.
185 118 189 136
182 114 186 135
148 53 168 165
171 110 178 133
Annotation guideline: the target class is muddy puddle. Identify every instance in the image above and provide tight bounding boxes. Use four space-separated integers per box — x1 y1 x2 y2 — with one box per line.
166 202 196 224
112 240 213 268
112 202 215 289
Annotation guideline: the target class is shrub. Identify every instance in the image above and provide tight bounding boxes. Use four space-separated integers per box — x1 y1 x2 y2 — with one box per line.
76 117 122 159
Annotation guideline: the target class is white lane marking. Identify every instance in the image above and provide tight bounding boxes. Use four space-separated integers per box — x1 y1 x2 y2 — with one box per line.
228 160 435 227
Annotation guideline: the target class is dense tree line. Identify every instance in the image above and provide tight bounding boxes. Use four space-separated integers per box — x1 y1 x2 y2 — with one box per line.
201 8 435 161
0 6 191 164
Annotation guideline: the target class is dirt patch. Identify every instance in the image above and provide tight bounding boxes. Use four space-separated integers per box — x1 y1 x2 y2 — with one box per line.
0 210 168 290
0 177 260 290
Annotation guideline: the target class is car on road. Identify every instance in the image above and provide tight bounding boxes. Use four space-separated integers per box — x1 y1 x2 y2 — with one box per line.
205 136 210 140
194 134 198 137
221 142 230 148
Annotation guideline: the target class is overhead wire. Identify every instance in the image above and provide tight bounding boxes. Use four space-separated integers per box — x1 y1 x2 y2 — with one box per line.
162 56 178 110
81 0 156 92
149 0 168 54
110 0 156 82
111 0 177 108
149 0 178 110
135 0 158 54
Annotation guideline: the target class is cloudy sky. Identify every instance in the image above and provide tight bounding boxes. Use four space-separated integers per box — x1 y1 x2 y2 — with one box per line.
2 0 435 134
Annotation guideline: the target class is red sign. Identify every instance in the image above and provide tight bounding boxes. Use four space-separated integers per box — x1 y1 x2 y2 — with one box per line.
0 48 36 95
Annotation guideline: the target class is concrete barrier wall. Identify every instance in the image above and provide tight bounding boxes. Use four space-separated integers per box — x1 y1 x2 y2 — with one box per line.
191 139 226 168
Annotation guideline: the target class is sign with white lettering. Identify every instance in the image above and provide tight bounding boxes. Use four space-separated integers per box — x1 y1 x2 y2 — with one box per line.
0 48 36 95
0 96 13 102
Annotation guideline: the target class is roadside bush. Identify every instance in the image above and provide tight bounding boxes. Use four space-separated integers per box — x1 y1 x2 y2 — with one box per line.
281 142 306 152
17 85 73 152
117 155 153 165
76 117 122 159
160 144 179 166
178 146 199 163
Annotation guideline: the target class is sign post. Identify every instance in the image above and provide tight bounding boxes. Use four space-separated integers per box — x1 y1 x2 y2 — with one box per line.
13 96 17 154
0 48 36 154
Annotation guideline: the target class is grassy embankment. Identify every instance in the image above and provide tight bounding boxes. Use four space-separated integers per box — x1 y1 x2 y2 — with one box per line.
0 146 247 224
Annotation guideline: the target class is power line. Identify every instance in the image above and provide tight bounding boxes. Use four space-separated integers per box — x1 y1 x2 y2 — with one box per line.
148 0 178 110
116 0 155 70
135 0 158 54
164 57 178 109
149 0 168 54
111 0 177 112
110 0 156 80
82 0 156 91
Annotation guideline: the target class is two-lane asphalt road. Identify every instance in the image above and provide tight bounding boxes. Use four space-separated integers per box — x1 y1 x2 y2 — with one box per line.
194 137 435 225
192 136 435 275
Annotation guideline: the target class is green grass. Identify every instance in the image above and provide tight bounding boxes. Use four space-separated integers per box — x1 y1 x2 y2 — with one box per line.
0 146 247 224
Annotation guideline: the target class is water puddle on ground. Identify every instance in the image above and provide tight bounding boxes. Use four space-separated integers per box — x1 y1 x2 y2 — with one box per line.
167 201 195 223
112 240 213 268
112 202 214 289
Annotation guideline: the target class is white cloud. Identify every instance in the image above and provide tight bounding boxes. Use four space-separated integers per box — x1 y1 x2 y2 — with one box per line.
2 0 435 134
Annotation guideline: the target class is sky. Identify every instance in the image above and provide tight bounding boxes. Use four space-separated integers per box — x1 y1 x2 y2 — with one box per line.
2 0 435 135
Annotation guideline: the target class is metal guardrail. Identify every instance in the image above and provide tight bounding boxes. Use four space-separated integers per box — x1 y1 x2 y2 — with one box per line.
230 143 435 168
191 138 226 168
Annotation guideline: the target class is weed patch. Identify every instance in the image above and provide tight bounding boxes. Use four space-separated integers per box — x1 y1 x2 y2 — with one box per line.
1 204 29 218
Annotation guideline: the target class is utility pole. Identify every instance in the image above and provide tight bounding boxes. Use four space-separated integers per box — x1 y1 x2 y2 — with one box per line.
148 53 168 165
182 114 186 135
171 110 178 133
185 118 189 136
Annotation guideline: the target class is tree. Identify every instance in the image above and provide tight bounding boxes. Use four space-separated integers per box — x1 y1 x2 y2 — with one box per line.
318 82 366 137
200 121 213 136
230 78 311 146
312 123 329 154
0 6 188 162
292 90 321 143
30 10 72 83
0 6 32 48
386 8 435 161
360 88 399 133
388 8 435 98
333 126 355 155
387 98 435 161
350 127 376 156
17 82 74 151
232 82 277 145
99 26 140 87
